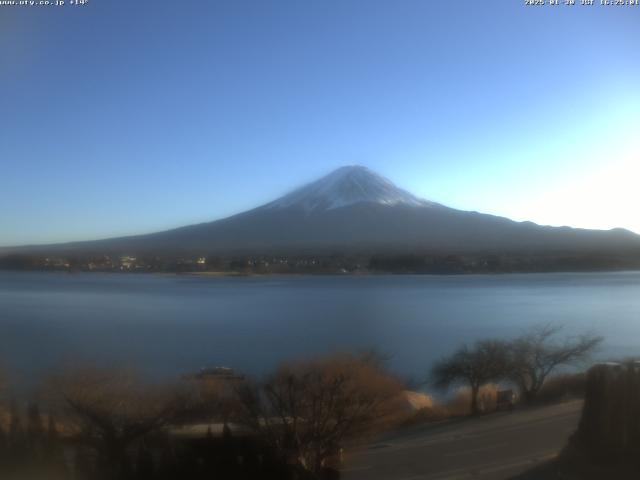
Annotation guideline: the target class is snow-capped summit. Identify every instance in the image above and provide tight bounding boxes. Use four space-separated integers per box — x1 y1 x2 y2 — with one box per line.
262 165 436 212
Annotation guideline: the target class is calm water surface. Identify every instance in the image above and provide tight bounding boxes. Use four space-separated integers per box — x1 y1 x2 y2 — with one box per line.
1 271 639 385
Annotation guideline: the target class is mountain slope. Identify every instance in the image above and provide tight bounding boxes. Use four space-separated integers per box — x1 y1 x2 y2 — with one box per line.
5 166 640 256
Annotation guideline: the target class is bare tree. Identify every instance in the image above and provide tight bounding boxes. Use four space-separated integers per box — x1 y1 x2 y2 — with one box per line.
507 325 602 404
236 353 403 477
51 367 190 478
431 340 510 415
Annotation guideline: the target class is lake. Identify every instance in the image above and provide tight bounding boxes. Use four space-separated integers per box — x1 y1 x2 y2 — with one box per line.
1 271 639 388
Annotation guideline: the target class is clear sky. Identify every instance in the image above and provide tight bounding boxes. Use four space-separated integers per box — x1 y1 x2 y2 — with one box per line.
1 0 639 246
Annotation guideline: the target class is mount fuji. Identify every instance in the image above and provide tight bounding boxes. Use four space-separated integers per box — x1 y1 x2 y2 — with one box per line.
6 166 640 256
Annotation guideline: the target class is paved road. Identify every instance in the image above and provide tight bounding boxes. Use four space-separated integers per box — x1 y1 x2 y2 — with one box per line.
343 400 582 480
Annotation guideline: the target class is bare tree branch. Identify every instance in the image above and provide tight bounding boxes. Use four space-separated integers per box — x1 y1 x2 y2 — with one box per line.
507 325 602 403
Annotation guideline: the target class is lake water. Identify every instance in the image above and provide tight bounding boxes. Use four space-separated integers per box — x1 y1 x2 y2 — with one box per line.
1 271 640 387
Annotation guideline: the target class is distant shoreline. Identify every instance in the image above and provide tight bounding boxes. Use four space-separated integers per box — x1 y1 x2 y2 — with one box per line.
2 267 640 278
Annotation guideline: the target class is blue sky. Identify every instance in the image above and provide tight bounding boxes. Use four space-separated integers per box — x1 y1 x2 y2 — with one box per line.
1 0 639 246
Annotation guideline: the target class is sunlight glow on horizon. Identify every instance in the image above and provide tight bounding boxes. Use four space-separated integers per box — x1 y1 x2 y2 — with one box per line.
403 92 640 236
510 155 640 235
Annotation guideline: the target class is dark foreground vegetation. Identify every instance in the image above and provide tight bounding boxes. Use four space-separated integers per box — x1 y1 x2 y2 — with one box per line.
0 353 404 480
0 326 608 479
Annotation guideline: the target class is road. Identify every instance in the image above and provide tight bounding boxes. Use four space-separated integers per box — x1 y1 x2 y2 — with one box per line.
342 400 582 480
